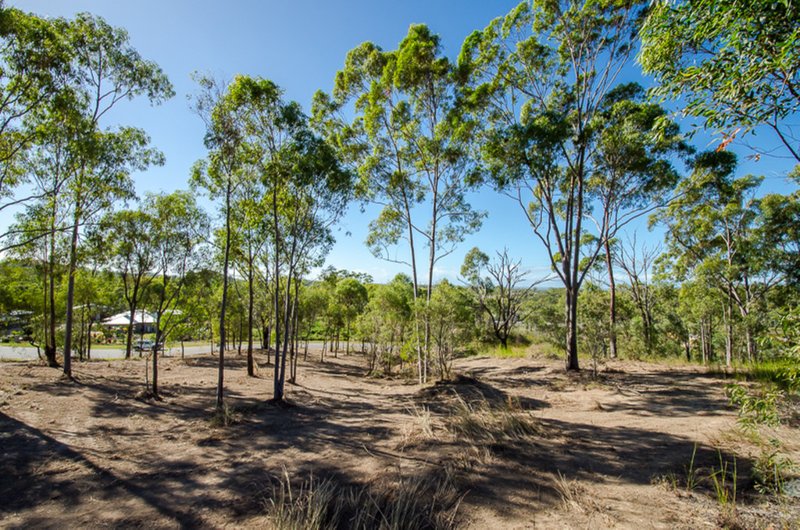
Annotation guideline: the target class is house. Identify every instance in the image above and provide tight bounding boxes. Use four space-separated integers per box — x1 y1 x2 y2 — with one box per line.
101 310 157 334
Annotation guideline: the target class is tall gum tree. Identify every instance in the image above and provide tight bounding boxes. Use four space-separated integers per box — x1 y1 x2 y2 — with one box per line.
191 75 245 410
59 12 172 377
458 0 649 370
207 75 351 403
312 24 483 383
98 208 158 360
590 83 689 358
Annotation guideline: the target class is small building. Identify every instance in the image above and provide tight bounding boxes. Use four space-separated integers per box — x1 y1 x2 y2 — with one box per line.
101 310 157 334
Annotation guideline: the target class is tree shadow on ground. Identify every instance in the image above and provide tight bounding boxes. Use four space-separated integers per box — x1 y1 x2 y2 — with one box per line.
595 370 734 417
1 355 760 528
0 411 206 528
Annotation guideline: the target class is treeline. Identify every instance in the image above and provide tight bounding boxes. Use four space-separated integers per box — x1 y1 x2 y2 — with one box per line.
0 1 798 408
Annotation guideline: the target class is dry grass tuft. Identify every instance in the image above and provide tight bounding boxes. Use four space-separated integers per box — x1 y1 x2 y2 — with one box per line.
554 471 587 511
446 395 542 445
264 466 464 530
553 472 604 515
397 404 441 450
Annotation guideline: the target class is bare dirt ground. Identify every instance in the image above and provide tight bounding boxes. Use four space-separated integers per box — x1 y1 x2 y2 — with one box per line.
1 351 798 529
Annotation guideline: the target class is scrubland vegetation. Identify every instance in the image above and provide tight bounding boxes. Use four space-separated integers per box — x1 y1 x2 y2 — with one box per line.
0 0 798 527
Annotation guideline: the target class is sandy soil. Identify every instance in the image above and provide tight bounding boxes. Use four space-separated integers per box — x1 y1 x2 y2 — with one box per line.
1 351 798 529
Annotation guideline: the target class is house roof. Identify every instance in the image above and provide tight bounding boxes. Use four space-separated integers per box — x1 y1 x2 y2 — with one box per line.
101 310 156 326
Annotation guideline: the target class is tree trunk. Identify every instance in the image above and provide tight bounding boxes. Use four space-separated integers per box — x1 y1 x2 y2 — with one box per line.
345 318 351 355
86 318 93 361
44 196 58 367
565 285 580 371
216 181 233 409
724 292 734 367
699 321 707 364
745 327 756 363
272 186 283 401
400 188 423 385
125 299 138 361
499 335 508 349
63 212 81 378
247 265 255 376
605 239 617 359
152 331 160 399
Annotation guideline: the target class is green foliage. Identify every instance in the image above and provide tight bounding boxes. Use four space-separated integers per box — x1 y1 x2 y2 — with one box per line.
745 359 800 394
0 6 70 206
426 280 474 379
526 289 566 352
760 306 800 361
752 441 796 496
358 273 414 375
640 0 800 162
460 0 678 370
725 383 781 429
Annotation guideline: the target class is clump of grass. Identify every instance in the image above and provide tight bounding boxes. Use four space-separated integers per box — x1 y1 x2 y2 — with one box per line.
209 404 240 428
553 471 602 514
264 467 464 530
685 443 701 491
709 452 737 508
266 469 340 530
554 471 585 511
481 345 529 359
446 395 541 445
746 360 800 394
653 444 701 493
397 405 440 449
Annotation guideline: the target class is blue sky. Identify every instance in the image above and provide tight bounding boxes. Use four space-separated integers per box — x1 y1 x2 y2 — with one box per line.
8 0 799 284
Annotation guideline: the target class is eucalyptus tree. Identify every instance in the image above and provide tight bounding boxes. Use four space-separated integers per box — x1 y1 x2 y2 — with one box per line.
459 0 648 370
460 247 540 349
335 277 368 355
640 0 800 164
675 278 722 363
228 174 269 376
757 174 800 288
654 151 782 365
191 74 247 408
57 13 172 377
615 235 661 356
145 191 208 399
426 280 472 380
3 93 85 367
208 75 351 402
98 207 158 359
313 24 483 383
359 273 414 375
591 83 688 358
267 127 350 399
61 127 163 376
7 192 69 366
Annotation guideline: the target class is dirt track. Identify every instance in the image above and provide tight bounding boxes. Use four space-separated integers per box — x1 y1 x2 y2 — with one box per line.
1 352 798 529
